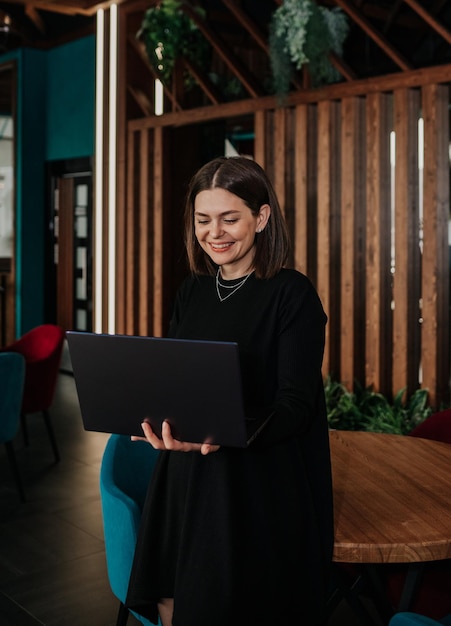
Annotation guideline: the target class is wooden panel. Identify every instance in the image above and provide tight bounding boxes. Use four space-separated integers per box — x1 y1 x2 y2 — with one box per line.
125 71 451 408
129 64 451 133
138 129 150 337
392 88 421 399
421 84 450 408
152 127 164 337
316 100 332 377
273 108 286 214
125 129 137 335
253 109 265 168
365 92 392 394
294 104 308 274
340 96 366 390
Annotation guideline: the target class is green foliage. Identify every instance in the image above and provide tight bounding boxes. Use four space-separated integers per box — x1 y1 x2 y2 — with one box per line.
269 0 349 98
324 377 433 435
137 0 210 90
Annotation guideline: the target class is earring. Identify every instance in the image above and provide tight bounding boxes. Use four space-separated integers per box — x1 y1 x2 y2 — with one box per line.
257 228 262 233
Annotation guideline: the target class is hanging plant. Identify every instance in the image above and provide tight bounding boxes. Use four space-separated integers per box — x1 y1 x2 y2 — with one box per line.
137 0 210 90
269 0 349 97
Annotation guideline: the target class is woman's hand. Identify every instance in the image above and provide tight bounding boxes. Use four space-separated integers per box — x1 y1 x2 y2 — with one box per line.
131 420 220 455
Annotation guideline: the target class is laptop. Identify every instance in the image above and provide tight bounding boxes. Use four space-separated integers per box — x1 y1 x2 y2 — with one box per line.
66 331 248 448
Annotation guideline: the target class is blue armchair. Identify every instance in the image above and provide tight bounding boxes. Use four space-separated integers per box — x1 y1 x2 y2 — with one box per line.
100 433 160 626
0 352 26 501
389 612 451 626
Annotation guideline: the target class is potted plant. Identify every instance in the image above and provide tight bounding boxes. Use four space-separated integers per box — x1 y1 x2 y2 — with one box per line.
137 0 209 90
269 0 349 97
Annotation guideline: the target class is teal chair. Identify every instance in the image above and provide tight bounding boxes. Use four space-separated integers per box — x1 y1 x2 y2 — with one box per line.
0 351 26 501
389 613 451 626
99 433 160 626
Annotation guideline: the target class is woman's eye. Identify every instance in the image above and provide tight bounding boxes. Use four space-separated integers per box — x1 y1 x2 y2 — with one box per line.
224 219 238 224
197 220 209 225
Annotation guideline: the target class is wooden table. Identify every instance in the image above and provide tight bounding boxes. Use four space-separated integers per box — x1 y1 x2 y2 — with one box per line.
330 429 451 618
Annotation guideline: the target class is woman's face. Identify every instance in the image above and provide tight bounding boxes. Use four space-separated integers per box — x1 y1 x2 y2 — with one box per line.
194 188 269 278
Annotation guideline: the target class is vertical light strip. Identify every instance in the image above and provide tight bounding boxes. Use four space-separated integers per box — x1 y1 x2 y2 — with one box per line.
94 9 104 333
155 78 164 116
108 3 118 333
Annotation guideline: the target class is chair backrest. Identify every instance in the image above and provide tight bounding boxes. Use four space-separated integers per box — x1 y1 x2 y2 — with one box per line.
1 324 65 413
100 434 159 625
101 433 159 509
0 352 26 443
390 612 451 625
409 408 451 444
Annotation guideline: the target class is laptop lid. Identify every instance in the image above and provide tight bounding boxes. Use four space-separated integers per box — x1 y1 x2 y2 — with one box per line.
66 331 248 448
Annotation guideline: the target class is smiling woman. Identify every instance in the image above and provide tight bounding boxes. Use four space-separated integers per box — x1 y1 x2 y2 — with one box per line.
193 187 270 279
125 156 334 626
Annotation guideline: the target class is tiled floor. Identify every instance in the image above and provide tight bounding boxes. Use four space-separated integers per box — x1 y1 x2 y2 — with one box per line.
0 343 384 626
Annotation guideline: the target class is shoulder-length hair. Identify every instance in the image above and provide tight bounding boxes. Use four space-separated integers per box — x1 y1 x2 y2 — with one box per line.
184 156 290 279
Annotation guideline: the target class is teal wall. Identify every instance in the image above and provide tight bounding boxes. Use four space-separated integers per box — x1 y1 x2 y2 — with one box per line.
46 36 95 161
0 35 95 336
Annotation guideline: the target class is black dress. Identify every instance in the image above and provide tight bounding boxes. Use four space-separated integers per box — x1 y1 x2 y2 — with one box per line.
126 269 334 626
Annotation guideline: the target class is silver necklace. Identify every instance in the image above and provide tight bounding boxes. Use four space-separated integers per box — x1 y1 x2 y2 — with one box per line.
215 268 254 302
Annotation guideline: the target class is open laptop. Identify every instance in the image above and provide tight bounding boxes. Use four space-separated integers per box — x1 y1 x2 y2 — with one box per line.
66 331 248 448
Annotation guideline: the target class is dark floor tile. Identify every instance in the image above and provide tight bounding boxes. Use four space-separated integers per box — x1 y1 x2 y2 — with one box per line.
0 592 45 626
1 551 117 626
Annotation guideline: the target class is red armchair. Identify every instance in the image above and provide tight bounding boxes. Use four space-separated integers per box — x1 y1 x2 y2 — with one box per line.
0 324 65 463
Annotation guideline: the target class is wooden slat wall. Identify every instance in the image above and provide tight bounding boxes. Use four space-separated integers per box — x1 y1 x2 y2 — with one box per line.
421 84 450 405
392 88 421 400
365 92 393 394
120 76 451 408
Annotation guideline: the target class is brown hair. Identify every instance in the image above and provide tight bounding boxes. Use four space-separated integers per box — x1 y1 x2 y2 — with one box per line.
184 156 290 279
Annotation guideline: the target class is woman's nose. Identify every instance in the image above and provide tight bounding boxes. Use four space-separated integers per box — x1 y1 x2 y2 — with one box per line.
210 221 223 238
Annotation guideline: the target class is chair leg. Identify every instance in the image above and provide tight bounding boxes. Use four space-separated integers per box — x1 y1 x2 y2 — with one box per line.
116 602 129 626
42 409 60 463
4 441 26 502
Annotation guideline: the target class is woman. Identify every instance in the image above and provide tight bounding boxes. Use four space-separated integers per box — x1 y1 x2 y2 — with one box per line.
126 156 334 626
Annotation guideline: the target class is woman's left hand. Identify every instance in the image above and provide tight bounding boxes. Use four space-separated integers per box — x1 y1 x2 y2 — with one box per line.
131 420 220 455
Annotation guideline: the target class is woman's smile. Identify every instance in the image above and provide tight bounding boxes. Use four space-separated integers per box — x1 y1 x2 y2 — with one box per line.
194 188 267 278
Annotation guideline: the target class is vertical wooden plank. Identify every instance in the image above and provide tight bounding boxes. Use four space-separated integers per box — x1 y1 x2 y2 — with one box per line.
421 83 450 408
306 106 318 282
254 110 265 168
329 102 342 381
125 128 136 335
153 126 164 337
392 88 421 399
273 107 286 214
294 104 308 274
139 129 150 337
365 92 393 395
340 96 366 390
316 100 341 377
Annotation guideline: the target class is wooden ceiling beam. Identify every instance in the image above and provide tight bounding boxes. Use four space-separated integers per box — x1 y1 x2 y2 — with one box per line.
24 4 46 32
221 0 267 52
383 0 404 34
181 2 264 99
182 57 223 106
329 50 357 82
332 0 413 71
221 0 305 90
402 0 451 46
127 84 153 116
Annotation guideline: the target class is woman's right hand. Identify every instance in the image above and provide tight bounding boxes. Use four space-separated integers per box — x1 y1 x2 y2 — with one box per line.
131 420 220 456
